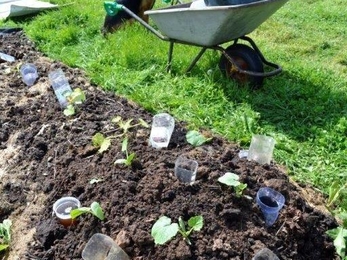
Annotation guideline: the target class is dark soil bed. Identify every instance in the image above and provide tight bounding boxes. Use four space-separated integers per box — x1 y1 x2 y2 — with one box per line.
0 30 338 260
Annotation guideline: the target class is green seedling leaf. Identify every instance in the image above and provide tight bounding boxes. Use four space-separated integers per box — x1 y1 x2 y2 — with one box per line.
70 207 91 219
70 202 105 221
89 178 103 184
218 172 241 187
91 202 105 221
121 138 129 153
92 133 111 153
178 217 186 233
186 130 212 147
121 119 134 133
235 183 248 197
188 215 204 231
68 88 86 104
138 118 149 128
126 153 136 165
151 216 179 245
0 244 9 251
63 104 75 116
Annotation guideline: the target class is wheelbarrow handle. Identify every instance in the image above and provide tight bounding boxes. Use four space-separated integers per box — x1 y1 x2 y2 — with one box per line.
104 2 124 16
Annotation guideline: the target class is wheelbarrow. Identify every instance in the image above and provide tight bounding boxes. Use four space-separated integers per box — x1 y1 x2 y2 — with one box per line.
104 0 289 88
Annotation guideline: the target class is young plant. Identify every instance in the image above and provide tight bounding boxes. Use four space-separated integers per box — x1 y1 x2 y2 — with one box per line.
0 219 12 252
114 137 136 166
63 88 86 116
186 130 212 147
151 215 203 245
92 132 112 153
92 116 149 153
218 172 248 198
70 201 105 221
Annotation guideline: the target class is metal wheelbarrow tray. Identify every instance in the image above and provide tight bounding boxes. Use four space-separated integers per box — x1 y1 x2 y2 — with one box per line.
104 0 289 88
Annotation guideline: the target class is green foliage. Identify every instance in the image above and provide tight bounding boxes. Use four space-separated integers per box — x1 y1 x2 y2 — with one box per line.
0 219 12 252
327 227 347 259
114 137 136 166
63 88 86 116
218 172 247 197
151 215 203 245
92 133 111 153
2 1 347 256
186 130 212 146
92 116 148 154
70 201 105 221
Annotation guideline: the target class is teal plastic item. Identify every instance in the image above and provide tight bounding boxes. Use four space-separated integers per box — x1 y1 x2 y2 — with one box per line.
162 0 171 3
104 2 124 16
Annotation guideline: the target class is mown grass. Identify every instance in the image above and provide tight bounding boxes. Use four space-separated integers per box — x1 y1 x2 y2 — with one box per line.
1 0 346 207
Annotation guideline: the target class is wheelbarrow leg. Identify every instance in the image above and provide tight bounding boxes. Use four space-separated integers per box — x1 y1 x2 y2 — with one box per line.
167 41 174 73
186 47 207 73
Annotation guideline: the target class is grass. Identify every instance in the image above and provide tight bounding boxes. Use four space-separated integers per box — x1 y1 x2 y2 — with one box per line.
1 0 347 206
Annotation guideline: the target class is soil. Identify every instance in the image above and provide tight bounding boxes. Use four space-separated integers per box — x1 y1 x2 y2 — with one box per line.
0 30 339 260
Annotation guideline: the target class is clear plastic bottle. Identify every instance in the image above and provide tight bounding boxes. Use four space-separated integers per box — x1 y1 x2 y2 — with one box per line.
48 69 72 108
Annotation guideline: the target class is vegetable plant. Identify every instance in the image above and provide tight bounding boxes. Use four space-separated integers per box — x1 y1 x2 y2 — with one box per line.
186 130 212 147
114 137 136 166
151 215 203 245
63 88 86 116
218 172 248 198
92 116 149 153
0 219 12 252
70 201 105 221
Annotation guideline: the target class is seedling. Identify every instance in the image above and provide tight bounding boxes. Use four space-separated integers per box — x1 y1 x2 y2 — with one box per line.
111 116 149 137
186 130 212 147
70 201 105 221
114 137 136 166
63 88 86 116
0 219 12 252
151 215 203 245
218 172 248 198
92 116 149 153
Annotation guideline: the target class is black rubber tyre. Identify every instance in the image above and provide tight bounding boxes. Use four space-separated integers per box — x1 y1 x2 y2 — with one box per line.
219 44 264 89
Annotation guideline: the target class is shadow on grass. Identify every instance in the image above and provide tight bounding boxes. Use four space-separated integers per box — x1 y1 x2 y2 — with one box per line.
221 69 347 142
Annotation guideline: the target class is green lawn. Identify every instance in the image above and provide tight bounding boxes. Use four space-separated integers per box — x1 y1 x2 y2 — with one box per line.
1 0 347 242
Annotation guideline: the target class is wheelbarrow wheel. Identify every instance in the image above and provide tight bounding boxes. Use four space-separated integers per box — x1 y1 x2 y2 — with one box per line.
219 44 264 89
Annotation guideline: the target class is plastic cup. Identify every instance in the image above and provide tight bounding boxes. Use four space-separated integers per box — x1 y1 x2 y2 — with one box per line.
82 233 130 260
0 52 15 62
247 135 275 164
149 113 175 149
53 197 81 227
256 187 285 227
174 156 198 184
48 69 72 107
20 63 38 87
